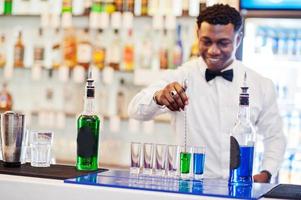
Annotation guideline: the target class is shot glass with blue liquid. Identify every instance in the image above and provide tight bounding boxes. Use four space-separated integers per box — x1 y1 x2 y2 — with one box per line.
193 146 205 180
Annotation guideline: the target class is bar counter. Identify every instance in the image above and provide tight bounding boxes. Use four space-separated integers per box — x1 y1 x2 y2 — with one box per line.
0 164 283 200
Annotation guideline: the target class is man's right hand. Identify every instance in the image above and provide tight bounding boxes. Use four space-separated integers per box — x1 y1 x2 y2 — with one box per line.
153 82 189 111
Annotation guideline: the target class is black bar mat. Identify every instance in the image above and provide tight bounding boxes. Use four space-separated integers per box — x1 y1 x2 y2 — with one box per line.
0 161 108 180
263 184 301 199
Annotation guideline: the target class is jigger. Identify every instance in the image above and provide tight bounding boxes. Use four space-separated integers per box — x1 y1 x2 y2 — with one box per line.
0 111 25 167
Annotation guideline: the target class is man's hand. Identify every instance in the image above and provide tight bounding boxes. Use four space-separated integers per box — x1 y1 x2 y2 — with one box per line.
154 82 189 111
253 171 271 183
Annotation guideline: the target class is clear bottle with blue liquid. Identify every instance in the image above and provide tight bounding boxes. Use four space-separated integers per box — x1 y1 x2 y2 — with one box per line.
229 73 256 186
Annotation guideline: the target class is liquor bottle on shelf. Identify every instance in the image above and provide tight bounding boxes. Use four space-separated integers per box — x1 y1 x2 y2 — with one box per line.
229 73 256 186
189 27 199 59
140 0 148 16
124 0 134 13
0 83 13 113
77 28 92 71
62 0 73 13
159 29 168 70
0 34 6 68
4 0 12 15
76 72 100 171
107 29 121 70
114 0 123 12
14 31 25 68
172 24 183 68
104 0 115 14
63 28 77 68
33 28 45 67
138 28 152 69
51 28 62 70
91 0 103 12
92 29 106 70
122 29 134 72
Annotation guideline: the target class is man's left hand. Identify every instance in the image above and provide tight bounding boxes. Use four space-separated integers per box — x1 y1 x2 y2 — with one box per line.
253 172 270 183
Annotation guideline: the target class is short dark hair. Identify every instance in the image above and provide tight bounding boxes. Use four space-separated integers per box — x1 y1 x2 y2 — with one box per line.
197 4 243 32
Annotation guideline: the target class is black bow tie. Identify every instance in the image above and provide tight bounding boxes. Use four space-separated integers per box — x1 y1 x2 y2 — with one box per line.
205 69 233 82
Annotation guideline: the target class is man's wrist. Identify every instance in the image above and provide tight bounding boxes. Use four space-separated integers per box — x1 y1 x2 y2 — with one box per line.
260 170 272 182
153 91 162 105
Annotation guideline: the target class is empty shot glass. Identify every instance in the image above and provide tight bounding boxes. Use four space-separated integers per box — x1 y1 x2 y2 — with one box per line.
193 146 206 180
130 142 141 174
154 144 167 176
180 146 193 180
30 131 53 167
167 145 180 178
143 143 153 175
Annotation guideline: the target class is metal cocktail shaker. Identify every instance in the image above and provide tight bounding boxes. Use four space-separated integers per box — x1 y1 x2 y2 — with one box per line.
0 111 25 167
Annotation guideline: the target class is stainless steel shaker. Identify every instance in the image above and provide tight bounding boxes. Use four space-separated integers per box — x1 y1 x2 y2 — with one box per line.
0 111 25 167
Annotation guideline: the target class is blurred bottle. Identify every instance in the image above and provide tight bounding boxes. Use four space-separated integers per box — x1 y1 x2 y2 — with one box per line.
14 31 25 68
63 28 77 68
287 30 296 56
277 30 287 55
116 79 127 118
159 29 168 70
123 0 134 12
107 29 121 70
254 27 265 54
172 24 183 68
91 0 104 12
83 0 92 15
62 0 73 13
33 28 45 67
104 0 116 14
296 30 301 56
77 28 92 70
51 28 62 70
92 29 106 70
290 151 301 184
190 29 199 59
114 0 123 12
140 0 148 16
0 83 13 113
4 0 12 15
278 150 294 183
122 29 134 72
138 28 152 69
182 0 189 16
0 34 6 68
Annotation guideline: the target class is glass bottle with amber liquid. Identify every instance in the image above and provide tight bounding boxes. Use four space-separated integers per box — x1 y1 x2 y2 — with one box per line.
14 31 25 68
0 34 7 68
76 73 100 171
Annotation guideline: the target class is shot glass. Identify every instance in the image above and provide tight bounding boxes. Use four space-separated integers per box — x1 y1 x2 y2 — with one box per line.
167 145 180 178
130 142 141 174
154 144 167 176
30 131 53 167
180 146 193 180
143 143 153 175
193 146 206 180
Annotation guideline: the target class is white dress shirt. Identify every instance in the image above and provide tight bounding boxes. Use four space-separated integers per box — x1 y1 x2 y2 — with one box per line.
128 57 286 179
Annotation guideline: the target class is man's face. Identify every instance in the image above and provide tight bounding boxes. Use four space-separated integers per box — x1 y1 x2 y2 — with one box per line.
197 22 241 71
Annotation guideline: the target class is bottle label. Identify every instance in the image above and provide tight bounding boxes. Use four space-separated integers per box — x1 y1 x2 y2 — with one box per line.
77 126 97 157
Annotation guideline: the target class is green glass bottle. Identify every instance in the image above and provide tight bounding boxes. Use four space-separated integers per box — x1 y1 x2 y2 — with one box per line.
4 0 12 15
76 73 100 171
